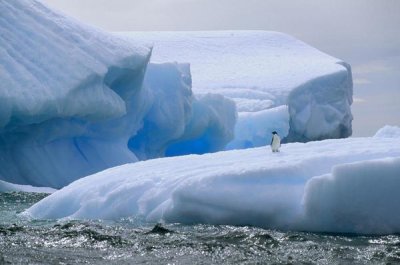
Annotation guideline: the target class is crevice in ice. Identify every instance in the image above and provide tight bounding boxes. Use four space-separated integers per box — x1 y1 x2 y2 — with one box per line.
104 66 146 101
73 137 89 163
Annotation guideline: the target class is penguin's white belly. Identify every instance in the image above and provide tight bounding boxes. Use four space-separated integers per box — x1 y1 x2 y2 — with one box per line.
271 136 281 151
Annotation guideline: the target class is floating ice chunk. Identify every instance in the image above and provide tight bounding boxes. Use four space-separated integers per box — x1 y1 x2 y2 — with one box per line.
0 1 236 188
122 31 353 143
25 130 400 234
0 0 354 189
374 125 400 138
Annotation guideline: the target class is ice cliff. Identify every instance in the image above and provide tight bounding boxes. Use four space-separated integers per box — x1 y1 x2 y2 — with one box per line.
0 0 235 188
0 0 148 188
129 63 236 160
123 31 353 145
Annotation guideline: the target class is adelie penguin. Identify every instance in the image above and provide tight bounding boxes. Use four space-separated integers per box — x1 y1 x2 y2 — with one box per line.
271 131 281 152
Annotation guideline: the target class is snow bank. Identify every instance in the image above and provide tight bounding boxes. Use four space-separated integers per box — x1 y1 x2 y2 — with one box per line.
25 131 400 234
0 1 235 188
122 31 353 144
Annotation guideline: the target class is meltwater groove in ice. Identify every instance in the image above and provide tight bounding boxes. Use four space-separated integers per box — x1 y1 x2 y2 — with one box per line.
25 127 400 234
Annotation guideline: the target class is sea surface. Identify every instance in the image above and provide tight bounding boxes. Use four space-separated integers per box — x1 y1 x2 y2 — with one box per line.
1 192 400 264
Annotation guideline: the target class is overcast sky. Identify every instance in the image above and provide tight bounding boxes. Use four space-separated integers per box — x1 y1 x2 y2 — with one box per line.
44 0 400 136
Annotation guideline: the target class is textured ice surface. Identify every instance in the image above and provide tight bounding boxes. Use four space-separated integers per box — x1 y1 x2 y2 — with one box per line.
0 0 148 188
129 63 236 160
0 1 235 188
122 31 353 142
0 1 353 189
26 128 400 234
0 1 150 128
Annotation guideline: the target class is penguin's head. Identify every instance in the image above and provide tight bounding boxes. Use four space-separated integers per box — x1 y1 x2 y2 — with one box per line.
272 131 278 135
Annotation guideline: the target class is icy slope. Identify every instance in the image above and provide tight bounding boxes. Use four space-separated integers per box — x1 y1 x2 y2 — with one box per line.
0 1 235 188
0 1 150 127
0 0 149 187
122 31 353 143
26 127 400 234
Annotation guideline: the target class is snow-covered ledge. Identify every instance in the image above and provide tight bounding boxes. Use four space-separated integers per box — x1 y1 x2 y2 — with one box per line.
122 31 353 146
286 62 353 142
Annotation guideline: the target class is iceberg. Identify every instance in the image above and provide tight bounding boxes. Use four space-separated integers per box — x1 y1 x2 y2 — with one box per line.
0 0 235 188
25 127 400 234
0 1 353 189
0 0 149 188
122 31 353 144
374 125 400 138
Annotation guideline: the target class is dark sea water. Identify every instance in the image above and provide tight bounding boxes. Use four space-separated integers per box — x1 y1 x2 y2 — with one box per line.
1 192 400 264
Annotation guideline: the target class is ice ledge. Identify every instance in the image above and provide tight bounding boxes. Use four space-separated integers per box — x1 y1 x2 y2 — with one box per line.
122 31 354 144
286 62 353 142
24 131 400 234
